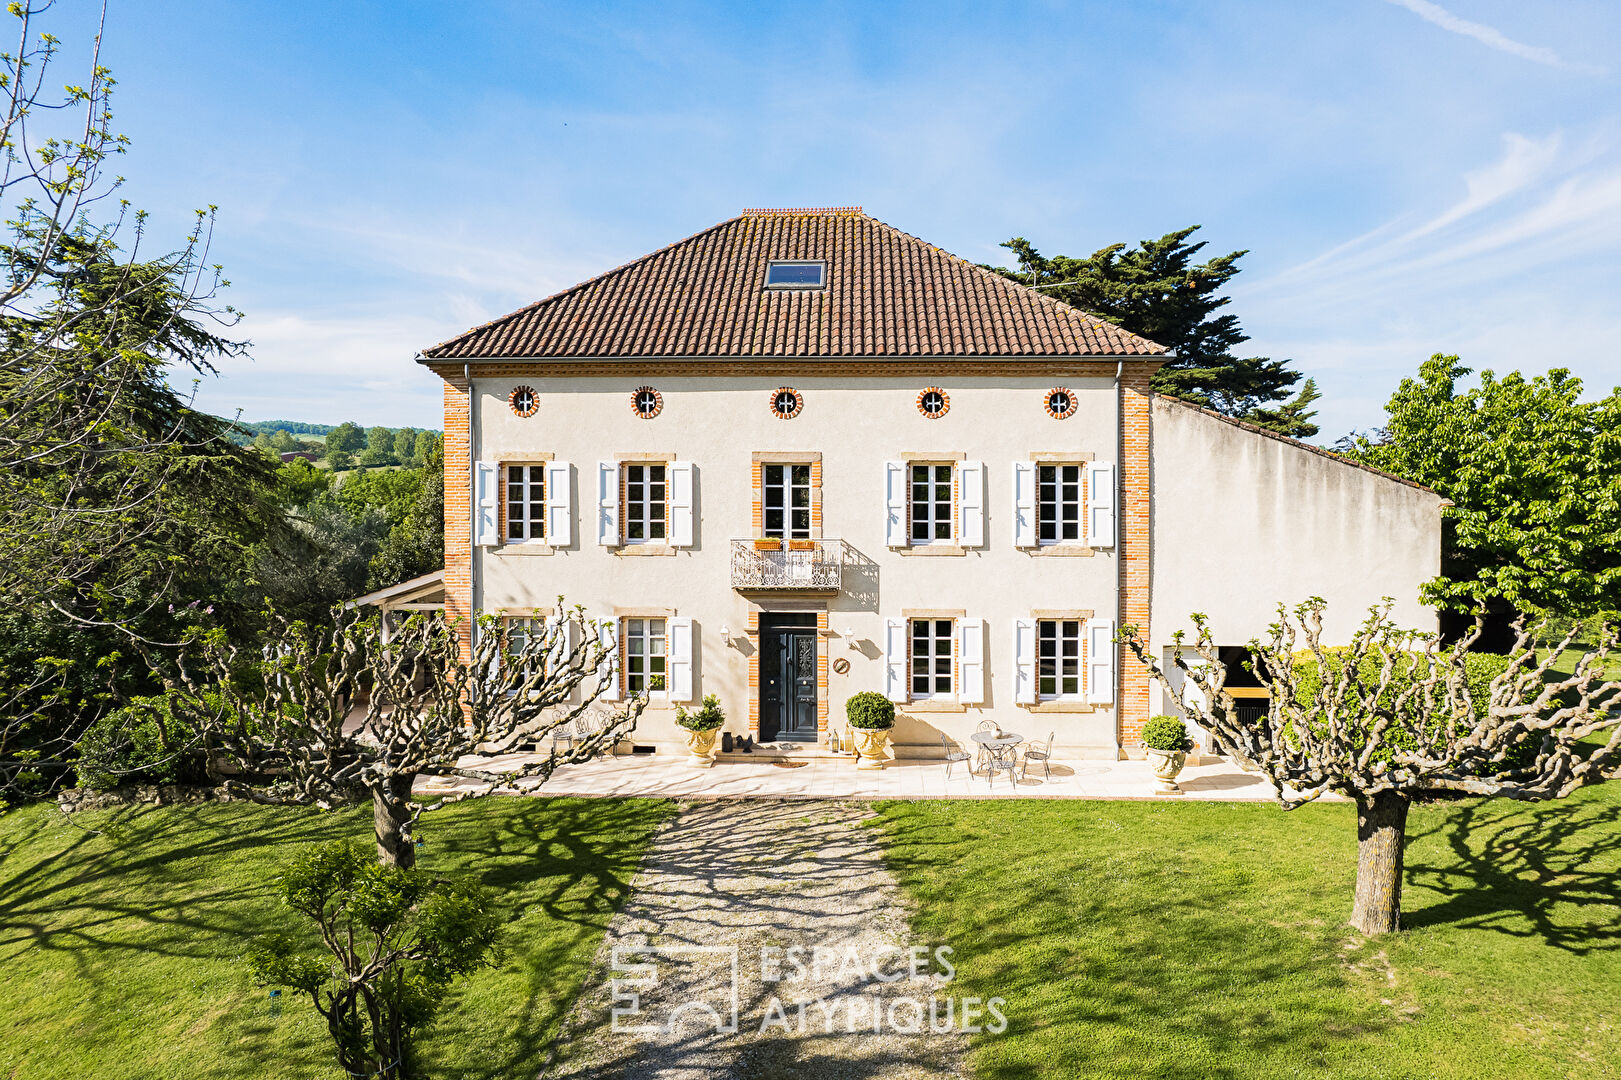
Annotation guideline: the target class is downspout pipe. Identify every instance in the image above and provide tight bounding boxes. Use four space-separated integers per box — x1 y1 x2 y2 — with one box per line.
466 362 477 639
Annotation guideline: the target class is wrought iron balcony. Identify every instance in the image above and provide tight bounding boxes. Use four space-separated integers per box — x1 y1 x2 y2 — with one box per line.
730 538 847 592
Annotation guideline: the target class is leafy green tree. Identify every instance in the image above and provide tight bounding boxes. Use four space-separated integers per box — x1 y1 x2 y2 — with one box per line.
366 425 395 462
392 427 417 462
367 446 445 591
1344 355 1621 620
248 840 502 1080
411 430 440 466
324 421 365 458
987 228 1319 436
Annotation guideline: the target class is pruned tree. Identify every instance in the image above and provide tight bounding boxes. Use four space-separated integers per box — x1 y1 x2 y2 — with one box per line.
248 839 502 1080
1125 600 1621 935
171 604 647 867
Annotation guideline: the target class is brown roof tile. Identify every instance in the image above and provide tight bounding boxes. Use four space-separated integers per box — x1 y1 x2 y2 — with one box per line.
421 208 1168 360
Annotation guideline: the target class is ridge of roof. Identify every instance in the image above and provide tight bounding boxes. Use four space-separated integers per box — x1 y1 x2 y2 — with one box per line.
1154 394 1444 498
421 209 1169 360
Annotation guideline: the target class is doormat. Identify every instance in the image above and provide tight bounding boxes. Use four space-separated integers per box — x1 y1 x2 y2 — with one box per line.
770 761 810 769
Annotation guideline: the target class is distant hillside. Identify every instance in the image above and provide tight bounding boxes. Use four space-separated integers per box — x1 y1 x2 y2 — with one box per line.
223 420 441 448
241 420 336 436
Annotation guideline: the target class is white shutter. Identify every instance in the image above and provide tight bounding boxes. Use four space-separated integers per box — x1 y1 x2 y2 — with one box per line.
544 612 564 670
475 461 499 546
545 461 572 546
667 616 694 701
596 461 620 547
884 461 908 547
1087 619 1116 704
1013 618 1037 704
958 461 985 548
1088 461 1115 548
957 618 985 705
597 619 621 701
883 617 908 703
1012 462 1037 548
669 461 695 548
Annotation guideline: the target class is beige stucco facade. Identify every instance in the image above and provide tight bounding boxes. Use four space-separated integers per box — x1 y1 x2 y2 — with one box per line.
468 368 1129 758
1149 397 1446 730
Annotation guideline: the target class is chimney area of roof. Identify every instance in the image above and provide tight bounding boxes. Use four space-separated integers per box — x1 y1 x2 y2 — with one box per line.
740 206 863 217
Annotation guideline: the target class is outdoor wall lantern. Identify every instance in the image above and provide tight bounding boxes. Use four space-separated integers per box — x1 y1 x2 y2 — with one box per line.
720 625 732 646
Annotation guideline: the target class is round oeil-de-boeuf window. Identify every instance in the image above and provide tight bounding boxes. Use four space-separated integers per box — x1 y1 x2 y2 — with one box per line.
630 386 663 419
509 385 539 417
1044 387 1077 419
916 387 950 419
769 387 804 419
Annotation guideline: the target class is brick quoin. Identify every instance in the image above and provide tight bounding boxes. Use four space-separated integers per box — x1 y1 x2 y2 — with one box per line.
442 376 473 666
1118 363 1155 752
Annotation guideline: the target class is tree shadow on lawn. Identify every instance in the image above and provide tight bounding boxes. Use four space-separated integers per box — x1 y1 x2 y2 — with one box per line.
0 796 673 1080
414 796 675 1080
0 802 339 973
1402 796 1621 953
875 808 1399 1080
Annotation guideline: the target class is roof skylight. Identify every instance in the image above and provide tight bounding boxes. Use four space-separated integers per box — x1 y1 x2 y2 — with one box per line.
765 260 826 289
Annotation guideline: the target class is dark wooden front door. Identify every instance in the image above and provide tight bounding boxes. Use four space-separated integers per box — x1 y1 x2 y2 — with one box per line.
759 614 818 742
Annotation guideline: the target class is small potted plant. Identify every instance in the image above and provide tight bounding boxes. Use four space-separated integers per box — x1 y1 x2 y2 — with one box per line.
753 537 782 552
675 694 726 768
844 691 895 770
1141 714 1194 792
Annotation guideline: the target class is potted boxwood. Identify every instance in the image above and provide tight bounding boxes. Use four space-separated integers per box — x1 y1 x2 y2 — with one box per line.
1141 714 1194 792
845 691 895 770
676 694 726 768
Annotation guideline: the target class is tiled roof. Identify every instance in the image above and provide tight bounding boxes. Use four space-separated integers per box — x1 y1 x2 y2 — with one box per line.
421 208 1167 360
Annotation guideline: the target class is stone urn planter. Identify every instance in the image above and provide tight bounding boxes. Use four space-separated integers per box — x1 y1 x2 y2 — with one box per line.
845 691 896 771
684 728 719 768
1142 715 1194 793
676 694 726 769
1145 747 1188 792
852 727 892 770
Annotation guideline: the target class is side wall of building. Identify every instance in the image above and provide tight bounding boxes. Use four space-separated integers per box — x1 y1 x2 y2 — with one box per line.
1149 397 1443 656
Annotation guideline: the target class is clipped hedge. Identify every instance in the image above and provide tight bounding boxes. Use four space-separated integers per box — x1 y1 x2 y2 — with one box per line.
1141 714 1194 752
845 691 896 730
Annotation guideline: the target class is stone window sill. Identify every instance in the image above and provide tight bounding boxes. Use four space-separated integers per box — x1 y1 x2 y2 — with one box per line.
494 543 555 556
1027 544 1095 558
902 700 969 713
1021 700 1097 713
614 544 678 557
894 544 967 557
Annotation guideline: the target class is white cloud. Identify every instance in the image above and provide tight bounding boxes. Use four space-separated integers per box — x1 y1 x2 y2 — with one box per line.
178 310 449 427
1383 0 1606 74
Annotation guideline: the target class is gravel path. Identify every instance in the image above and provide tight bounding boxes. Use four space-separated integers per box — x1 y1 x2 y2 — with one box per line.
545 800 972 1080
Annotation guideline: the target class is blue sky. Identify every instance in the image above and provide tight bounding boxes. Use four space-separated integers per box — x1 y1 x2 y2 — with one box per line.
81 0 1621 441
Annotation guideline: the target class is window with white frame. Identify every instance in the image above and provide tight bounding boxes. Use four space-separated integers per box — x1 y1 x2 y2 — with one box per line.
909 464 953 544
505 465 546 542
624 463 667 543
1037 619 1084 698
910 618 955 699
1037 465 1083 545
762 463 812 539
623 617 666 695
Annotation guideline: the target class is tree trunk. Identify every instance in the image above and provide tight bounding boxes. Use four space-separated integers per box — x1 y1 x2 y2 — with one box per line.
373 774 417 869
1350 790 1410 935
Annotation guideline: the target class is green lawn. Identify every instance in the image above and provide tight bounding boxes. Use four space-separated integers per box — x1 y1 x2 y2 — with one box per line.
0 796 673 1080
874 785 1621 1080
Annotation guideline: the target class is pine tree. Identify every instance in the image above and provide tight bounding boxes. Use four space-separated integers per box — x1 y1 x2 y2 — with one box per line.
988 227 1318 436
